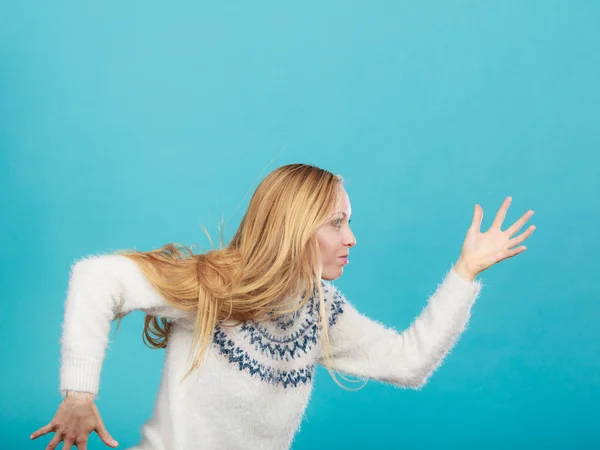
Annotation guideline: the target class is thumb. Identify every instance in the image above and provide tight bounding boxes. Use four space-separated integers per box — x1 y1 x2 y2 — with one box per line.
96 426 119 448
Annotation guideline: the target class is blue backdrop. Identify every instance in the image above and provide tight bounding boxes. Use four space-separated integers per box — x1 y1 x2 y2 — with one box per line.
1 1 598 449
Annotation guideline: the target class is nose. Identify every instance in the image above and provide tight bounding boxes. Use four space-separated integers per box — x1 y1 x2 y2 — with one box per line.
344 230 357 248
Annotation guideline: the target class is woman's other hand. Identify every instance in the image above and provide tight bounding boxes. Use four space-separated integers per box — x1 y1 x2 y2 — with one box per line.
30 391 119 450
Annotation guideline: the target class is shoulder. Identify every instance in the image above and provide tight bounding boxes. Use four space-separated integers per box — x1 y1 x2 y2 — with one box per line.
69 253 153 293
69 253 138 276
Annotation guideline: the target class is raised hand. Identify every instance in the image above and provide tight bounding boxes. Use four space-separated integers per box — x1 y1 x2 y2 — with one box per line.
30 391 119 450
455 196 536 280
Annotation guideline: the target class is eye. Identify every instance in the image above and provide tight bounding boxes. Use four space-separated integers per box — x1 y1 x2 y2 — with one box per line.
332 217 351 228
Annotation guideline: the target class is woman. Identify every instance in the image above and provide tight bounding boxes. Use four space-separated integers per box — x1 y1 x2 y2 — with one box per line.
30 163 535 450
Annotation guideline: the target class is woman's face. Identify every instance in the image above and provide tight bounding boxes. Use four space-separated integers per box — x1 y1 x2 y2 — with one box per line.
315 186 357 280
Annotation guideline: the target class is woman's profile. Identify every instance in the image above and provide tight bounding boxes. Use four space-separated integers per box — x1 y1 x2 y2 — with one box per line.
30 163 535 450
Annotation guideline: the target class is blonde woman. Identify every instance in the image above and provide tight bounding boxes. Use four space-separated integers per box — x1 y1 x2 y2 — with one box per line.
30 163 535 450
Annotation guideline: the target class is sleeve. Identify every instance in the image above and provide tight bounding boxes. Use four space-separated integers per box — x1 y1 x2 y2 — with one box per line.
59 254 189 397
316 265 484 389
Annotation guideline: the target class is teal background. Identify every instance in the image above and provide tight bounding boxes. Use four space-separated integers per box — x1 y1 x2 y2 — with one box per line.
1 1 598 449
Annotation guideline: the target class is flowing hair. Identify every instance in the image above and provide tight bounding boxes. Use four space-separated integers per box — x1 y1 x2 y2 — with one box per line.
114 163 365 390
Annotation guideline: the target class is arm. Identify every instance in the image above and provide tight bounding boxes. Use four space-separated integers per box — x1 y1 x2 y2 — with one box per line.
60 254 188 397
316 264 483 389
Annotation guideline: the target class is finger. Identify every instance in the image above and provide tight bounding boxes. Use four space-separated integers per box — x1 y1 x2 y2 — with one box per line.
63 438 75 450
31 423 55 440
469 204 483 233
76 437 89 450
504 246 527 260
491 196 511 229
45 433 63 450
96 427 119 447
506 209 535 236
508 225 536 247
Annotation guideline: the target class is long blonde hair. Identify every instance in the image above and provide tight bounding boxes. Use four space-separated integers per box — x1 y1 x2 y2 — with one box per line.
115 163 366 390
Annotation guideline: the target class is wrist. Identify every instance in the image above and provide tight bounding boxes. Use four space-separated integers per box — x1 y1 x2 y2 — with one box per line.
453 259 478 282
66 391 95 401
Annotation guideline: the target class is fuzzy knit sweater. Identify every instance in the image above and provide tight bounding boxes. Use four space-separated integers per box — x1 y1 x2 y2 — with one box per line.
59 254 483 450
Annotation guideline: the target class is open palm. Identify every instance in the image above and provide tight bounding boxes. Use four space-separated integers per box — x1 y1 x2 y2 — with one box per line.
460 196 536 276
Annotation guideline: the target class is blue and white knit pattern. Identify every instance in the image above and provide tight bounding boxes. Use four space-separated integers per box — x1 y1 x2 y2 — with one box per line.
59 254 484 450
211 280 346 388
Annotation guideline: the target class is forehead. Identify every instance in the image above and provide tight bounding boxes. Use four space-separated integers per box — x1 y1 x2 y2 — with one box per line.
332 186 351 215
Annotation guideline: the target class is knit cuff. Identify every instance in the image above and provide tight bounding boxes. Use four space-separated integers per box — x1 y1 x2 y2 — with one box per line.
60 354 102 397
448 265 483 291
429 265 484 317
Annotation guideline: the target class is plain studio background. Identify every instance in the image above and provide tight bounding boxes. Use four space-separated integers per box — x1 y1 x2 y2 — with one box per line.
1 1 598 449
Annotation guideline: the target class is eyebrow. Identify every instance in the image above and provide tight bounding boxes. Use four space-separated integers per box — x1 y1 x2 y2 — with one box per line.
334 211 352 218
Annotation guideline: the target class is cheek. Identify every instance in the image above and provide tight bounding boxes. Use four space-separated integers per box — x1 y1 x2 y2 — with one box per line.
322 242 338 262
316 231 335 258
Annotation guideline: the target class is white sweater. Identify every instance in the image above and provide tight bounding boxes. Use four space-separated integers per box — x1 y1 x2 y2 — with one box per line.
60 254 483 450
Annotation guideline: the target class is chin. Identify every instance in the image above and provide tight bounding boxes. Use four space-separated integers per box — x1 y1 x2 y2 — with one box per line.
321 267 343 281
